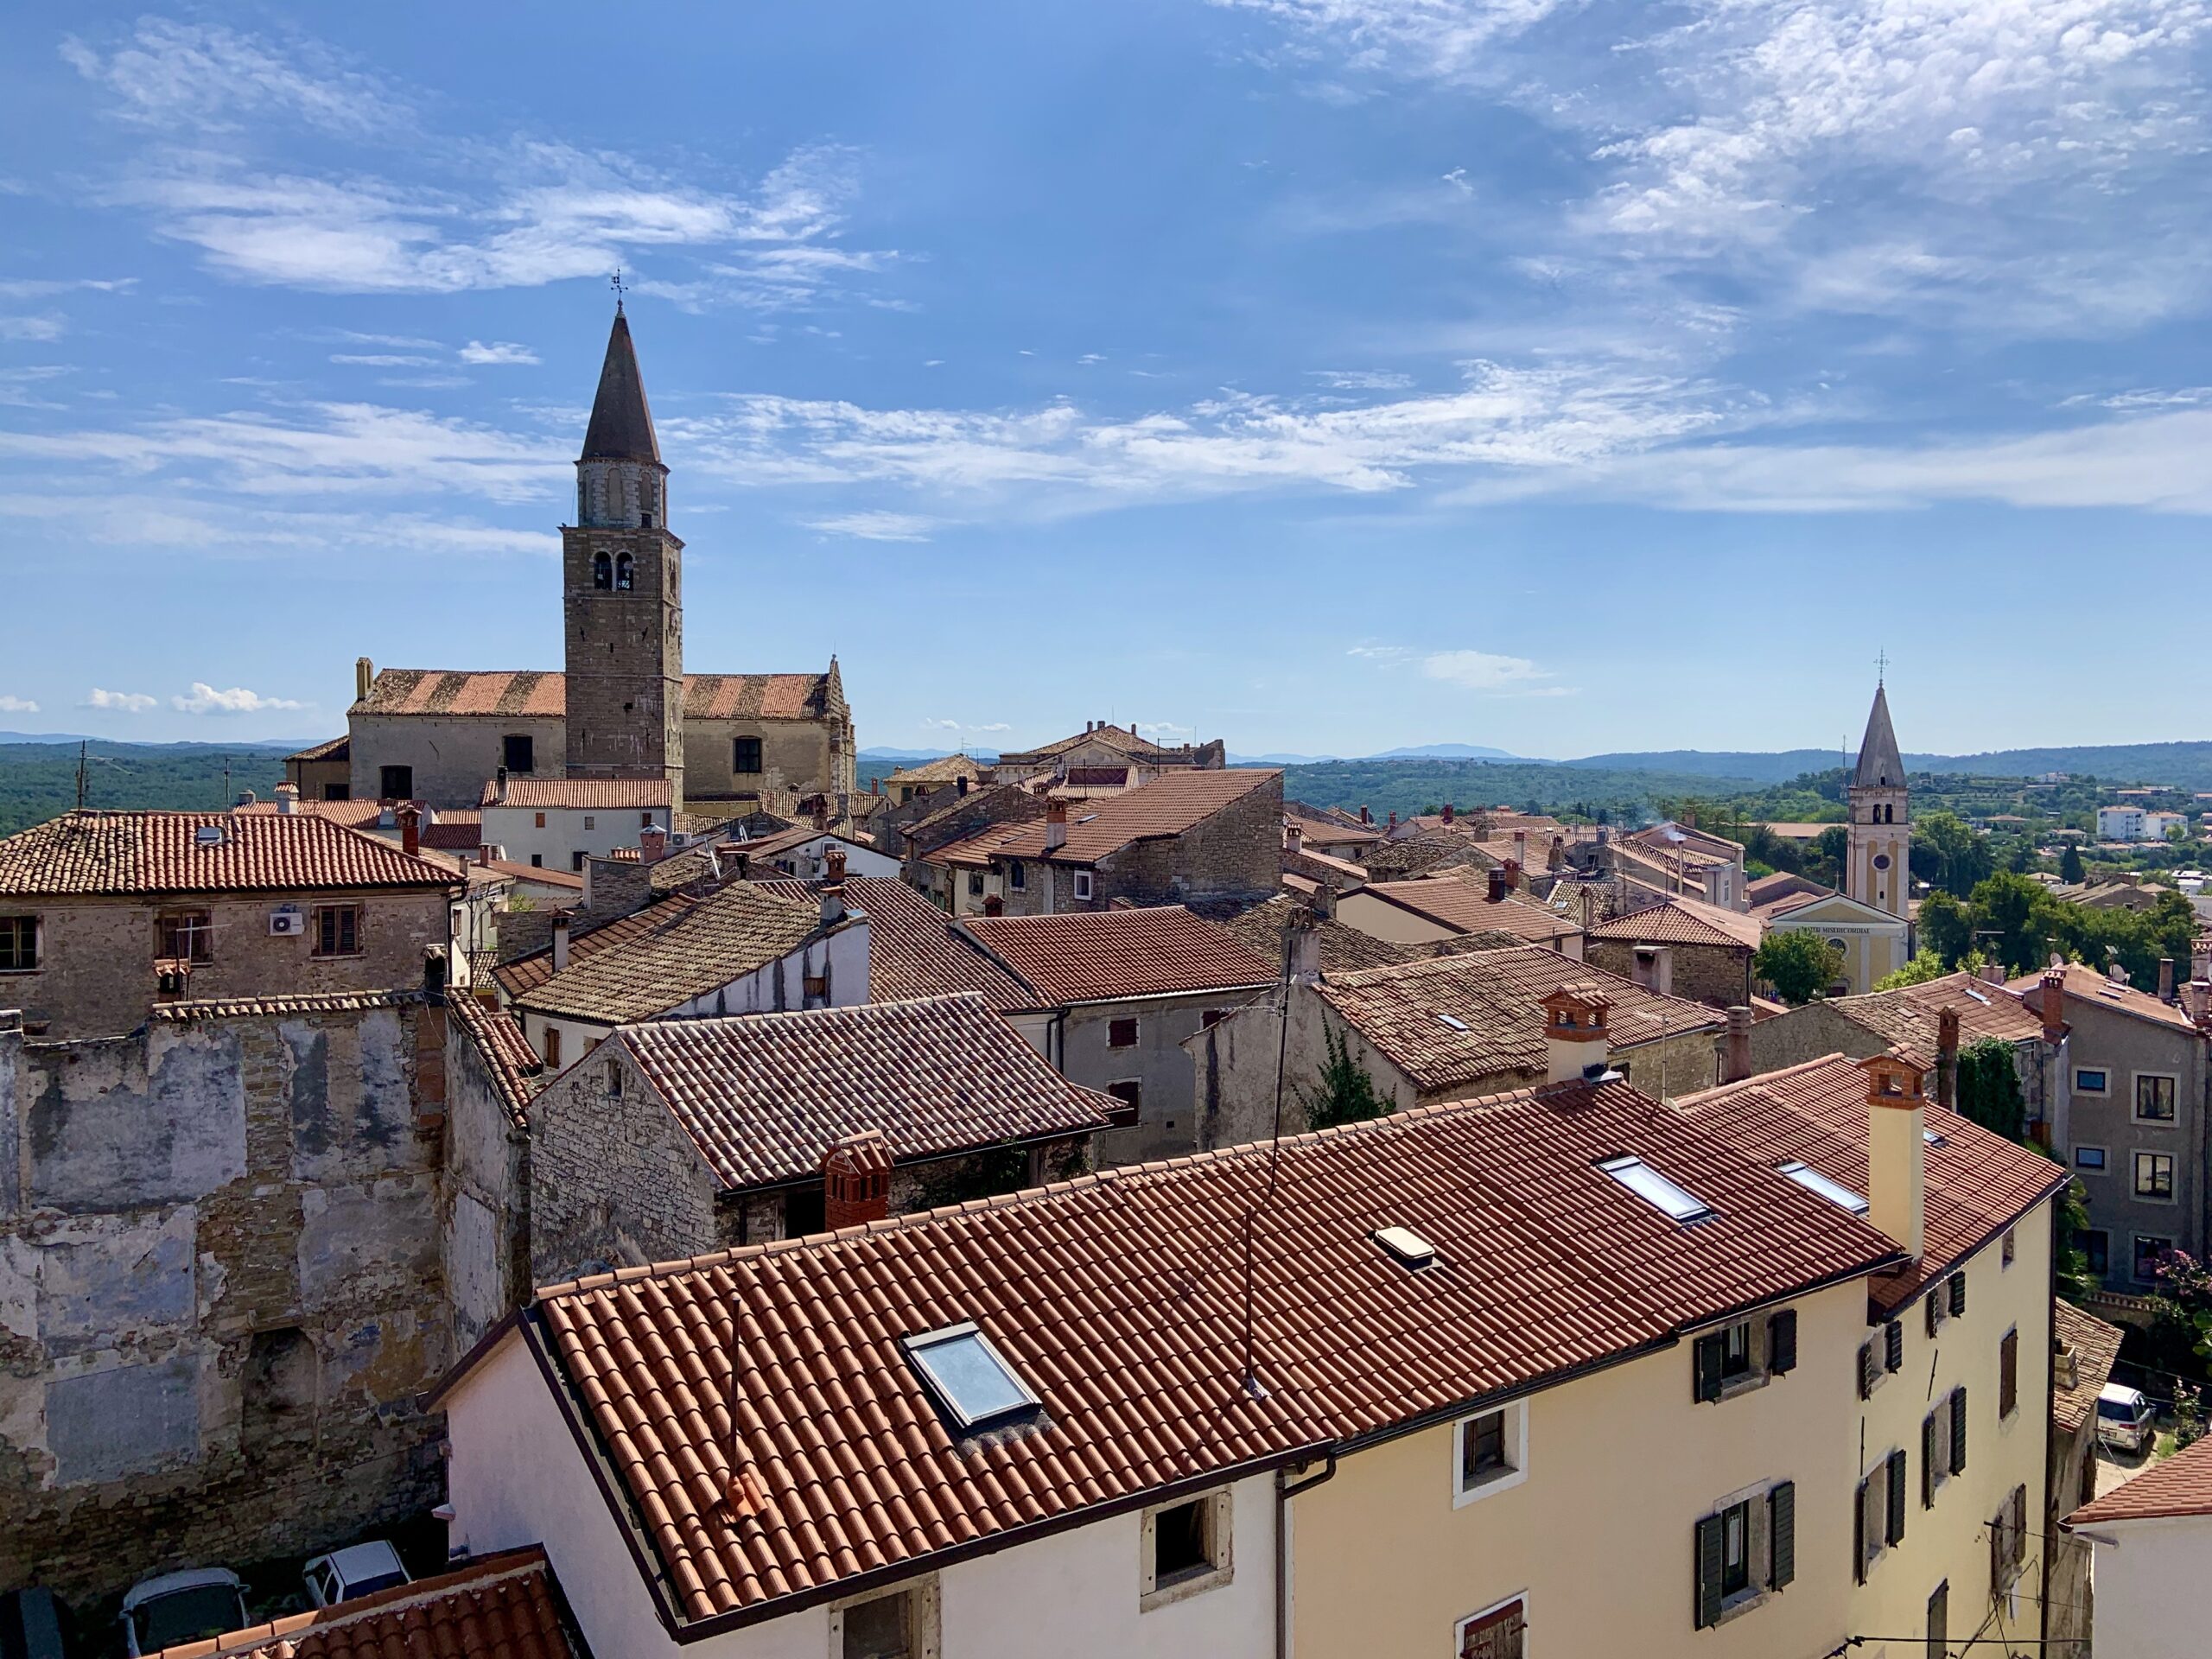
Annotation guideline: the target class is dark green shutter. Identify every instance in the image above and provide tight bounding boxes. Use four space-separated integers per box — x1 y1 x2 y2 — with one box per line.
1768 1309 1797 1375
1858 1339 1877 1399
1885 1319 1904 1372
1922 1413 1938 1507
1694 1333 1724 1402
1926 1290 1941 1337
1696 1513 1724 1628
1852 1478 1867 1584
1949 1272 1967 1317
1886 1449 1908 1544
1769 1482 1796 1589
1950 1387 1967 1474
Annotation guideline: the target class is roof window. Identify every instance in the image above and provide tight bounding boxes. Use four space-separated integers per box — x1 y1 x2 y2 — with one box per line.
1923 1128 1948 1147
1961 986 1990 1006
901 1321 1039 1431
1598 1154 1712 1224
1777 1160 1869 1215
194 824 225 847
1433 1013 1470 1032
1374 1225 1438 1268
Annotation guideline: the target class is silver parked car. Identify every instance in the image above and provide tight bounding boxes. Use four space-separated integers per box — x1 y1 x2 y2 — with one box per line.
2096 1382 2158 1454
302 1541 410 1608
118 1569 248 1657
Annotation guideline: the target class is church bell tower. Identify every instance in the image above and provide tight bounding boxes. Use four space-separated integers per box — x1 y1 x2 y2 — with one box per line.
563 302 684 804
1846 679 1908 918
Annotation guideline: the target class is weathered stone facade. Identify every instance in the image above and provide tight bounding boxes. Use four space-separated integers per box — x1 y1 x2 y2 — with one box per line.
1586 937 1751 1008
2 887 454 1041
348 712 568 809
993 773 1284 918
0 996 451 1600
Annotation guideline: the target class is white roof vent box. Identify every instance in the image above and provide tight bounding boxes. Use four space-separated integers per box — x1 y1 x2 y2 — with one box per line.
1374 1225 1438 1269
194 823 226 847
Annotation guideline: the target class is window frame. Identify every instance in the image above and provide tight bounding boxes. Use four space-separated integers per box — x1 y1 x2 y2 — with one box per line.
1999 1327 2019 1421
1072 870 1095 901
1694 1478 1789 1628
379 765 413 802
2133 1234 2175 1285
310 903 362 959
502 733 535 776
1138 1487 1234 1611
2134 1072 2180 1123
1108 1016 1139 1050
2133 1150 2177 1203
826 1575 940 1659
1452 1400 1529 1508
156 909 214 965
1007 860 1026 892
2083 1229 2110 1278
2073 1067 2109 1096
1104 1079 1141 1120
2073 1144 2108 1173
733 735 764 776
0 913 39 974
1453 1592 1529 1659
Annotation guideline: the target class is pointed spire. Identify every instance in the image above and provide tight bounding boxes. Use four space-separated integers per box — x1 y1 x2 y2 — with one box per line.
581 308 660 465
1853 682 1904 791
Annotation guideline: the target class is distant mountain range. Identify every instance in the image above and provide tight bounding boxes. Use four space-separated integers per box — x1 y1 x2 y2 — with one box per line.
0 731 308 751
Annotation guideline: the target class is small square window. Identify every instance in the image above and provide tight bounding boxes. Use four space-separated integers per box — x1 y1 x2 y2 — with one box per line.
966 873 984 896
1202 1008 1228 1029
530 854 543 868
1454 1402 1528 1506
0 915 38 972
2074 1146 2107 1171
2075 1068 2109 1095
1457 1597 1526 1658
834 1582 938 1659
157 910 213 964
312 905 361 958
502 734 533 774
1109 1017 1139 1049
534 811 547 830
1073 871 1094 901
734 737 763 775
606 1060 622 1097
1106 1080 1141 1120
1007 861 1027 892
1140 1489 1231 1611
583 816 595 830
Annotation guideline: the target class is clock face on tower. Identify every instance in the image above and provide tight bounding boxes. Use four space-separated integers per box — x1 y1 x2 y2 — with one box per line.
1872 854 1891 871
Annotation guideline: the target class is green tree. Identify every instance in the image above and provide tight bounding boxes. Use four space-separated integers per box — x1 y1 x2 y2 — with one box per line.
1911 810 1994 899
1955 1039 2025 1141
1807 824 1850 888
1874 950 1948 990
2052 1176 2101 1306
2059 843 2086 884
1755 931 1844 1005
1918 891 1973 967
1299 1025 1389 1131
2145 1252 2212 1383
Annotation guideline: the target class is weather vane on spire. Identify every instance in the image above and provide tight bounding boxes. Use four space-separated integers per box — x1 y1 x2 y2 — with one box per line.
610 267 626 315
1874 648 1888 685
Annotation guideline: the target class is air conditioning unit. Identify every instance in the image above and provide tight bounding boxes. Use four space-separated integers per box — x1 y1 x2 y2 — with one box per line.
270 906 306 937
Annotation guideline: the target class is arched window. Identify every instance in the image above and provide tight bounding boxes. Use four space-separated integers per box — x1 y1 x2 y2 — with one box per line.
592 551 613 590
614 551 635 591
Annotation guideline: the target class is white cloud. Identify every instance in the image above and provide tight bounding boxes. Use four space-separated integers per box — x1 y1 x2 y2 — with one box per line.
1135 721 1194 741
1351 643 1572 696
0 695 38 714
86 688 156 712
172 683 307 715
0 315 66 341
804 510 937 542
920 717 1012 734
329 353 435 365
0 277 134 299
61 19 406 136
1213 0 1568 82
459 340 540 365
1312 370 1414 391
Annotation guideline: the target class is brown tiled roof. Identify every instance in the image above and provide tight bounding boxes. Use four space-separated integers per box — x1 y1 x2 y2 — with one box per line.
758 878 1035 1014
232 801 483 846
884 753 988 788
1622 823 1741 869
2052 1301 2125 1437
0 811 460 898
483 779 674 810
235 798 388 829
150 988 420 1022
450 995 548 1125
514 885 824 1026
617 993 1116 1190
495 893 704 1000
1590 895 1763 951
1757 821 1843 840
525 1071 1899 1628
149 1547 578 1659
421 821 485 852
2069 1431 2212 1525
1362 874 1581 944
2011 961 2202 1034
1830 973 2044 1066
482 859 584 892
353 669 834 721
1747 871 1829 906
1202 894 1422 976
996 723 1182 764
1318 946 1723 1096
727 823 860 863
1285 804 1382 846
1677 1053 2069 1313
283 734 350 764
976 769 1279 865
959 906 1278 1007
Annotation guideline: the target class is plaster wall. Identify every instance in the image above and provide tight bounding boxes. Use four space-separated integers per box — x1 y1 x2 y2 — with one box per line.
2081 1514 2212 1659
480 803 673 870
349 714 567 810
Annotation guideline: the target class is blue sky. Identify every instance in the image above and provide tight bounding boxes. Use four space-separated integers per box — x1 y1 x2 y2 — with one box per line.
1 3 2207 759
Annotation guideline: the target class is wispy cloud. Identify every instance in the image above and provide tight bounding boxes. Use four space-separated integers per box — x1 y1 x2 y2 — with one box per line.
86 688 156 712
920 717 1013 734
459 340 539 365
804 510 938 542
172 683 306 715
0 695 39 714
0 277 135 299
1351 642 1571 696
0 315 66 342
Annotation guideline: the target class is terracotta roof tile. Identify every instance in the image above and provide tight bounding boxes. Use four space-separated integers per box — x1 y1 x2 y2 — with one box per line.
149 1547 578 1659
451 995 549 1125
483 779 674 810
481 859 584 892
617 993 1116 1190
283 734 350 764
757 878 1035 1014
977 770 1279 865
1831 973 2045 1065
2069 1430 2212 1525
683 672 835 721
496 894 705 1001
514 884 825 1026
2011 961 2202 1034
1677 1053 2068 1313
353 670 835 721
996 724 1183 764
883 753 989 788
2052 1301 2125 1436
1199 894 1422 976
1590 895 1763 951
1363 874 1581 944
0 811 460 898
959 906 1277 1007
150 988 420 1022
1318 945 1723 1095
526 1072 1901 1626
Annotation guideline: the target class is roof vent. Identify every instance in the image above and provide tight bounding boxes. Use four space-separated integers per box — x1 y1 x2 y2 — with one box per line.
1373 1225 1437 1269
194 824 225 847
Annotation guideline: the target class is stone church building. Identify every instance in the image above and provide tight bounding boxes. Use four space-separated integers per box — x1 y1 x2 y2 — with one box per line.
334 308 855 812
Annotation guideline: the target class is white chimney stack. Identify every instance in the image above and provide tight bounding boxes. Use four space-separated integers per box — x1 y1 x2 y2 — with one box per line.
274 783 299 815
1861 1050 1927 1262
1539 983 1611 1086
1045 798 1068 853
551 909 574 973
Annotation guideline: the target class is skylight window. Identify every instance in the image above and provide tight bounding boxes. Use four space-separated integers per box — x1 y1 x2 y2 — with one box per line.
1433 1013 1470 1032
1777 1160 1869 1215
1962 986 1990 1006
1374 1225 1437 1268
1597 1155 1712 1224
902 1322 1039 1430
1923 1128 1948 1147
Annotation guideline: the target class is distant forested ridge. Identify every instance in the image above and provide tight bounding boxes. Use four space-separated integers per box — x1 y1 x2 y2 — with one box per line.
1271 759 1764 823
1572 742 2212 791
0 741 292 836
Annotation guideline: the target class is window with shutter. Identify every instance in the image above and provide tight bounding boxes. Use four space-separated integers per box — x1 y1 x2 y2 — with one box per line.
1999 1328 2019 1419
1767 1309 1797 1375
1858 1473 1885 1580
1885 1449 1907 1546
1694 1333 1725 1403
1885 1319 1904 1372
1927 1582 1948 1659
1858 1338 1879 1399
1695 1513 1725 1628
1768 1483 1795 1590
1852 1478 1868 1585
1948 1272 1967 1318
1457 1598 1525 1659
1926 1288 1945 1337
1922 1411 1944 1507
1949 1387 1968 1476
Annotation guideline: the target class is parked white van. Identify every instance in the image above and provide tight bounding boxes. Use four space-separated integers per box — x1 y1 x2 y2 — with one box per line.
2096 1382 2157 1454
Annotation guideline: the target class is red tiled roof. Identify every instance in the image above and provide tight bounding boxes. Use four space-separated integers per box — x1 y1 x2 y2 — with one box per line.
2052 1301 2124 1437
494 893 704 1000
483 779 673 810
976 769 1279 864
235 798 389 829
150 989 420 1022
1677 1053 2069 1313
1590 895 1763 951
513 884 825 1026
996 723 1185 764
2011 961 2202 1034
2069 1430 2212 1525
1317 945 1724 1096
1832 972 2044 1066
728 823 864 862
353 669 834 721
149 1547 577 1659
617 993 1116 1190
481 859 584 891
450 995 548 1125
0 811 460 898
758 878 1035 1014
1362 874 1581 944
283 734 350 764
524 1072 1900 1628
959 906 1278 1007
1202 893 1421 976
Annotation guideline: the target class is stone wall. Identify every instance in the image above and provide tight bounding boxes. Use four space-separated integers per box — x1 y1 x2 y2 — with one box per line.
996 777 1284 918
562 524 684 798
4 888 453 1043
1586 938 1751 1009
684 717 849 804
349 714 568 810
1061 994 1253 1166
0 998 448 1602
1745 1001 1891 1077
442 1013 531 1353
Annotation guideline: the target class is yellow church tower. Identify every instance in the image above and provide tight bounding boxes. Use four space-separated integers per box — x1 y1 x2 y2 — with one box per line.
1846 680 1909 918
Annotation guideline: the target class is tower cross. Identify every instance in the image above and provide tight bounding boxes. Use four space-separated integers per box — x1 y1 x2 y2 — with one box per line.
610 268 626 315
1874 648 1888 684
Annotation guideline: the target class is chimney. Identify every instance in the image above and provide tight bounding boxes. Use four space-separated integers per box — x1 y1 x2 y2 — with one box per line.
1861 1050 1928 1261
1936 1006 1959 1112
1441 802 1454 825
1538 982 1611 1085
820 847 849 925
2038 965 2069 1044
957 774 969 797
478 842 494 868
354 656 374 702
1359 805 1371 825
639 824 668 866
2158 957 2177 1004
1548 834 1566 872
1486 868 1509 903
983 893 1004 917
1512 829 1529 867
1503 858 1522 890
1044 798 1068 852
811 798 830 832
274 783 299 815
1286 824 1304 855
1634 944 1674 998
551 909 574 972
1387 810 1397 831
233 790 257 810
2183 980 2210 1029
822 1130 893 1230
2052 1340 2079 1392
1982 961 2006 988
396 801 421 858
1311 881 1337 922
494 765 508 802
1723 1005 1753 1084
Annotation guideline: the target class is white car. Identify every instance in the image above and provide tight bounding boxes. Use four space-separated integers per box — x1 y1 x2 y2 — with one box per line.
2097 1382 2158 1454
303 1541 410 1608
119 1567 249 1656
